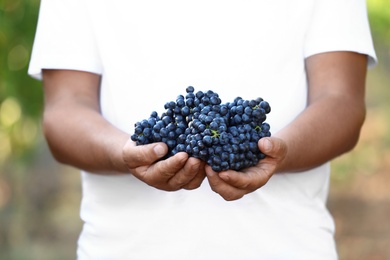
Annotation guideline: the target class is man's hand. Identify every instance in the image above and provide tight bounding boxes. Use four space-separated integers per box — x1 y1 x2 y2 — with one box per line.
123 139 206 191
205 137 287 201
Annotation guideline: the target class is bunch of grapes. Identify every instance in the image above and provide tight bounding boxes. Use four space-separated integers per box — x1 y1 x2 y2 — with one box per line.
131 86 271 172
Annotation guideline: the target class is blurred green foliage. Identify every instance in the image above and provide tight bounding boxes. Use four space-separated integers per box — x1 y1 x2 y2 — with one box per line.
0 0 389 259
367 0 390 70
0 0 42 165
368 0 390 45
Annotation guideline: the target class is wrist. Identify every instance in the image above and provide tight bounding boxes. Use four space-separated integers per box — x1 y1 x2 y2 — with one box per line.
109 134 132 173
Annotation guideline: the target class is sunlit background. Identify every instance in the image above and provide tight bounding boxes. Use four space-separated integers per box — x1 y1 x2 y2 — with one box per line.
0 0 389 259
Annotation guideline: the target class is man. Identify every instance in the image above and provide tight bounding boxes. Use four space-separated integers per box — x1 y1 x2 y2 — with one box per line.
29 0 376 259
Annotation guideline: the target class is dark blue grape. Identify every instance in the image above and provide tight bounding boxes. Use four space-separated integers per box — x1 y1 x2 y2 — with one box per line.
260 101 271 113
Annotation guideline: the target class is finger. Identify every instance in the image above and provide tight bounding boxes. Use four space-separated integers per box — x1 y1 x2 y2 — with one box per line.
218 166 270 192
168 156 203 188
258 137 287 160
123 139 168 168
148 152 189 181
205 166 245 201
181 160 207 190
134 152 188 191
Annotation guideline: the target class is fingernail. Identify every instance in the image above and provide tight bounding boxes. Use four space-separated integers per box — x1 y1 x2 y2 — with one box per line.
206 166 215 177
219 172 229 181
154 144 166 157
263 138 272 152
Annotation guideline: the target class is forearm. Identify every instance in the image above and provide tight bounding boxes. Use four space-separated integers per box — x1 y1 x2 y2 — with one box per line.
274 93 365 173
43 103 130 173
42 69 130 174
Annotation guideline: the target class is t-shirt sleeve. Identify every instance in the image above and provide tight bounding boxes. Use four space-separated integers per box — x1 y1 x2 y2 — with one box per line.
28 0 102 80
304 0 377 68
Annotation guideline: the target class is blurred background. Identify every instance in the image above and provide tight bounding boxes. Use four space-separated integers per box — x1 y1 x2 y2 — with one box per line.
0 0 389 259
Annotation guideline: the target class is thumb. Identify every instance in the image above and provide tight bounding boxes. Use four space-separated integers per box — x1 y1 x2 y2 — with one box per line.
258 137 287 159
123 141 168 168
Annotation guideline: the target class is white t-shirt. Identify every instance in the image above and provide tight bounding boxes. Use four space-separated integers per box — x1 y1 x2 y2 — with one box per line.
29 0 376 259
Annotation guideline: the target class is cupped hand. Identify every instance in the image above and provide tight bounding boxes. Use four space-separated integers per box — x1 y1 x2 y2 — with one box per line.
122 139 206 191
205 137 287 201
